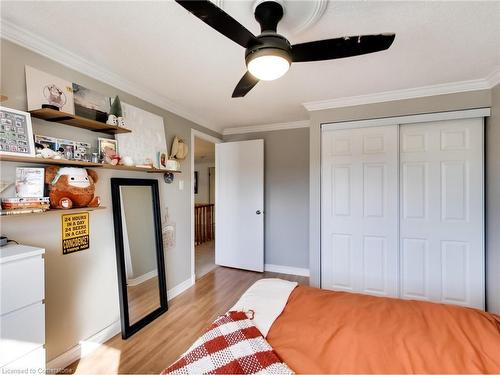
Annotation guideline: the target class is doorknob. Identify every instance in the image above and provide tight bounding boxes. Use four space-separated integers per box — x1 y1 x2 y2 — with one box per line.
256 210 262 215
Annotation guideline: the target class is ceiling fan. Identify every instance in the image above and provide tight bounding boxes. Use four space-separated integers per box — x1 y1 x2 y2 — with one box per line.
176 0 395 98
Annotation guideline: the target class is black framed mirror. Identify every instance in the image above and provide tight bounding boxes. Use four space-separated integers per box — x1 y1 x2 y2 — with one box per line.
111 178 168 338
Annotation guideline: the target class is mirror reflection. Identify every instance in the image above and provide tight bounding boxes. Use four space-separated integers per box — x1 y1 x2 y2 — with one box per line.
119 185 160 325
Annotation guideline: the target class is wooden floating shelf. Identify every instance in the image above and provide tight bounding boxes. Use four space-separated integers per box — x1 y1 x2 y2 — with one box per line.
0 155 182 174
0 206 106 218
101 164 181 174
0 154 102 167
29 108 132 134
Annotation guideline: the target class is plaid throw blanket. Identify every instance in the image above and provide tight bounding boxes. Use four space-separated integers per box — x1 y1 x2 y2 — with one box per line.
162 311 293 374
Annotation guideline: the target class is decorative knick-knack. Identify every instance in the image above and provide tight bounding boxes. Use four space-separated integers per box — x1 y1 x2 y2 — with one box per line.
106 114 118 125
110 95 123 117
117 116 126 127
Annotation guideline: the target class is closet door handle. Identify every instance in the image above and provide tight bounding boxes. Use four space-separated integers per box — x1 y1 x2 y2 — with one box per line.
256 210 262 215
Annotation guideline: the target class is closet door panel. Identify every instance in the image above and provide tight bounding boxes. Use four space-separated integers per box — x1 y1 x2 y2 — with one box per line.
322 125 399 297
400 118 484 309
362 235 387 293
401 238 428 299
330 234 354 290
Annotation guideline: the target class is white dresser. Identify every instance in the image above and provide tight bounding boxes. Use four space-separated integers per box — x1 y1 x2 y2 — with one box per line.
0 244 45 372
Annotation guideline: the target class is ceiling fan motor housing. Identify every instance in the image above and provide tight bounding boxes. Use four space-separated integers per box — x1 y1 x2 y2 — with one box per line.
246 1 292 67
245 33 292 66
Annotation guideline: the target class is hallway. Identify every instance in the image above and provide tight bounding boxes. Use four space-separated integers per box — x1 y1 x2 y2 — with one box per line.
195 240 217 279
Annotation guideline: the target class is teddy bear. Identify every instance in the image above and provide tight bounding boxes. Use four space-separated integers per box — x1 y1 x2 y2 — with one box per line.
45 166 100 209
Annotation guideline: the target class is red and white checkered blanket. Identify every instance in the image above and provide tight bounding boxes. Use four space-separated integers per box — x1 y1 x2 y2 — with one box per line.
162 311 294 374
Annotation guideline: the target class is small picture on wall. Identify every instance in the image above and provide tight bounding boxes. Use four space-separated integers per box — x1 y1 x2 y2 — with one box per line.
25 65 75 113
72 83 110 122
194 171 198 194
0 106 35 157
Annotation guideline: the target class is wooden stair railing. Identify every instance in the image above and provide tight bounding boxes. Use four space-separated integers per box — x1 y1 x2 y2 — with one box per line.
195 203 215 245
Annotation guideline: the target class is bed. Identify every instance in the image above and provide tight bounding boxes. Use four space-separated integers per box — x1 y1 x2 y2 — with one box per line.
166 279 500 374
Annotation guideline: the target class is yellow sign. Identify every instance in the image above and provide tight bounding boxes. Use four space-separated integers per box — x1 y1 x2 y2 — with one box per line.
61 212 90 254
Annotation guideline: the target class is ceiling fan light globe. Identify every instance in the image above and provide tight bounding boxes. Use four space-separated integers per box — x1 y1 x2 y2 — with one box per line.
247 52 290 81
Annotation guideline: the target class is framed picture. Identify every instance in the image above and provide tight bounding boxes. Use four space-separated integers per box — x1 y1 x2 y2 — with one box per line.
116 102 167 166
98 138 118 155
35 134 58 151
0 106 35 157
73 83 110 122
15 167 44 198
157 150 169 169
74 141 91 161
57 139 76 160
194 171 198 194
25 65 75 114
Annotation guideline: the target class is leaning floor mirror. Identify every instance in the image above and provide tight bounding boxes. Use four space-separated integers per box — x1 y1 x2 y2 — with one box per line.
111 178 168 338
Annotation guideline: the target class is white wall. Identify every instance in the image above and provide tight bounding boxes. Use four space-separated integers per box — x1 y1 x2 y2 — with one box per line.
194 160 214 204
224 128 309 270
486 83 500 314
0 39 221 362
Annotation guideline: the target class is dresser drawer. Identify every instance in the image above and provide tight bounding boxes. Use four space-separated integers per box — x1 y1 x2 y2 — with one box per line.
0 302 45 367
1 346 45 373
0 255 44 315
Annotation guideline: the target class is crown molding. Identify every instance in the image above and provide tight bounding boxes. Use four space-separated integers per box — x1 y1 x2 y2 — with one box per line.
302 75 497 112
223 119 309 135
1 19 219 132
486 67 500 88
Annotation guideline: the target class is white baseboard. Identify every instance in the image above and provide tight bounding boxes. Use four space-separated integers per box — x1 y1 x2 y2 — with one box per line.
46 320 121 371
264 264 310 277
127 269 158 286
46 275 196 370
167 274 195 300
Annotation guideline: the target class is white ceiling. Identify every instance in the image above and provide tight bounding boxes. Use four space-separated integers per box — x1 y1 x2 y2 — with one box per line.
1 1 499 133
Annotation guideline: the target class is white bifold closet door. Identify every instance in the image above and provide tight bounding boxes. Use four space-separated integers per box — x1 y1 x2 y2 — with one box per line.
321 117 484 309
321 125 399 297
400 118 484 308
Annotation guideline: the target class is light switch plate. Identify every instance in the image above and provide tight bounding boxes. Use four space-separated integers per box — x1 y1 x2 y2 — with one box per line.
179 180 184 190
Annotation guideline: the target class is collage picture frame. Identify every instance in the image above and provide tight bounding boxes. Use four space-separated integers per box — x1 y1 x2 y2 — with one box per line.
0 106 35 157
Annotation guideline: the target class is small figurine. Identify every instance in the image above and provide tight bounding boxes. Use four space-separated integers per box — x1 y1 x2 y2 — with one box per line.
117 117 126 127
103 146 121 165
35 143 64 160
106 114 118 125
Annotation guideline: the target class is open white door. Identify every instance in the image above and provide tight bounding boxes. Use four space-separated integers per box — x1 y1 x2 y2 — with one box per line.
215 140 264 272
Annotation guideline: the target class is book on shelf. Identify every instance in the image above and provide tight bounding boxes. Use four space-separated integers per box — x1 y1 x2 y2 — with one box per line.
1 197 50 210
1 207 46 215
134 164 153 169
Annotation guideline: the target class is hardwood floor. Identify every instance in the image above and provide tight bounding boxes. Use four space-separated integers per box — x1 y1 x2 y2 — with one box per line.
127 276 160 325
195 240 217 279
66 267 308 374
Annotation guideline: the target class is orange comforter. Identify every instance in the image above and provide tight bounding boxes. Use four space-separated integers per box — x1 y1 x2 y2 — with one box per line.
267 286 500 374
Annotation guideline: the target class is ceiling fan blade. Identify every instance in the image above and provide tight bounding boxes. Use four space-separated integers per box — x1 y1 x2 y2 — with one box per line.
291 33 395 63
232 72 259 98
176 0 261 49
